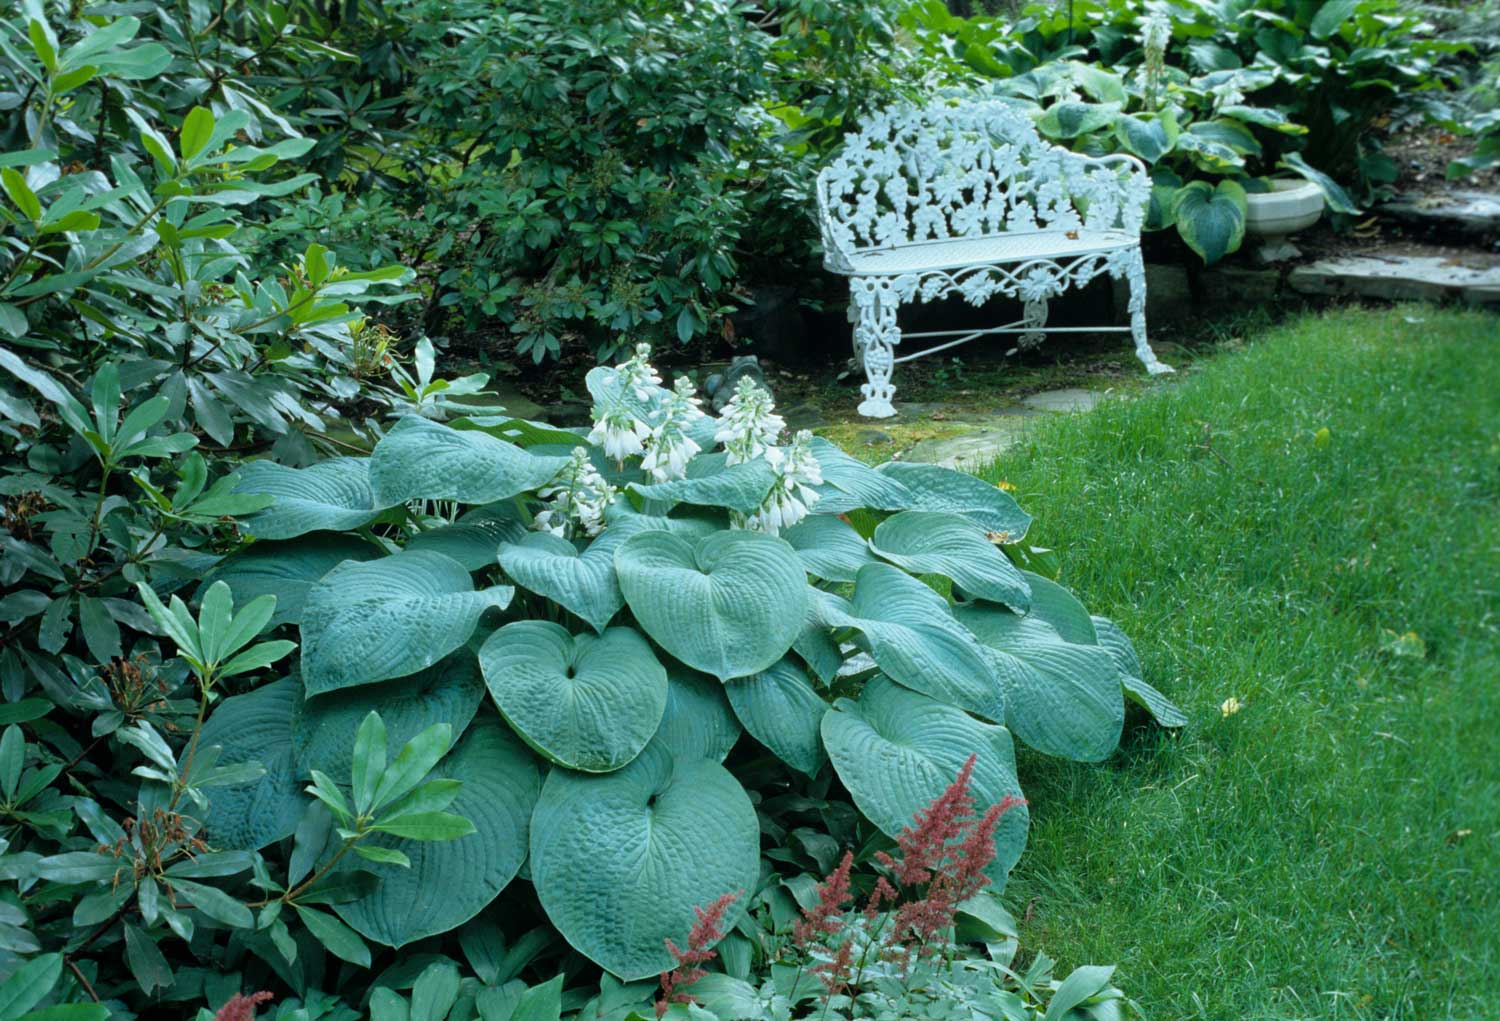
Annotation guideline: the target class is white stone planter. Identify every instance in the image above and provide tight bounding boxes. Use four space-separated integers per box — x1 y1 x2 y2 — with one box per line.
1244 179 1325 262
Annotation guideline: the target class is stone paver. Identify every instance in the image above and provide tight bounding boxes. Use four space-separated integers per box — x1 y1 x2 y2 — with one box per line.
1380 191 1500 238
1288 256 1500 305
1020 387 1102 413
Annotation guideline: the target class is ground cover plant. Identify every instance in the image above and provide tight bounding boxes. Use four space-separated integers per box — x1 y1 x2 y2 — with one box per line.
970 305 1500 1020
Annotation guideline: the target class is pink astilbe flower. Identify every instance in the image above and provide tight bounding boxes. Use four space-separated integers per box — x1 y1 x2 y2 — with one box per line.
811 937 856 996
214 991 274 1021
875 755 979 886
656 890 740 1018
793 850 853 946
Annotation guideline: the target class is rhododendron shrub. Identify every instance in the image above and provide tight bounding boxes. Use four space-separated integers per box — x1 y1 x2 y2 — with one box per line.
160 344 1183 980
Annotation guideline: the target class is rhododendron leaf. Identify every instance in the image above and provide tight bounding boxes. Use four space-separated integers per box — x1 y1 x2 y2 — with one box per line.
875 462 1033 539
780 514 877 583
198 535 377 627
369 415 570 507
956 604 1125 762
821 676 1028 884
479 621 666 772
1092 615 1187 727
615 530 806 681
870 512 1030 612
654 666 741 763
300 550 512 695
408 504 528 571
293 653 485 779
804 437 913 514
197 678 304 849
233 457 382 539
334 715 540 947
529 741 758 979
498 530 627 633
724 657 828 775
815 565 1005 721
629 459 776 515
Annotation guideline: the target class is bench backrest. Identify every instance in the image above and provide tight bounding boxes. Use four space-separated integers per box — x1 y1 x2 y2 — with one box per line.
816 100 1148 269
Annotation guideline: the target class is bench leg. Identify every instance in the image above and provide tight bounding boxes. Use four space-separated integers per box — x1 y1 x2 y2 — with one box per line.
851 279 899 418
1122 247 1174 376
1019 297 1049 349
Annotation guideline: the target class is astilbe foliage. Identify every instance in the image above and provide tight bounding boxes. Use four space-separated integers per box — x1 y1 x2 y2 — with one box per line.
656 891 741 1017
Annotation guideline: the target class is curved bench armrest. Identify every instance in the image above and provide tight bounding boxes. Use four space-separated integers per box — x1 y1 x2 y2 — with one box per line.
814 167 856 273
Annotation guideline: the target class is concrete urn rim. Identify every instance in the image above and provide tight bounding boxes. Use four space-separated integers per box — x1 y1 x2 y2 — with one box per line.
1244 179 1325 239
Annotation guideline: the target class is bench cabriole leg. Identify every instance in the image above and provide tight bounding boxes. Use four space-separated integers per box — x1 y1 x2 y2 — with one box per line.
1124 246 1174 376
852 277 899 418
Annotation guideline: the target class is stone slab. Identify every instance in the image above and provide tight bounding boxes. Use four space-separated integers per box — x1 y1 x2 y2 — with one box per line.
1288 256 1500 303
1020 388 1103 413
1380 191 1500 237
904 423 1028 467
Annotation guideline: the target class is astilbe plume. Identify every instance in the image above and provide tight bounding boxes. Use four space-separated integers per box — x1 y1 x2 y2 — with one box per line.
214 991 274 1021
656 890 740 1018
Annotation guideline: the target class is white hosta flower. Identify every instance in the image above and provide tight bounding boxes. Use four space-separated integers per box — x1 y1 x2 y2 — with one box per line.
744 429 822 534
587 408 649 464
617 342 662 401
715 376 785 465
641 376 706 482
1138 13 1171 109
535 448 616 539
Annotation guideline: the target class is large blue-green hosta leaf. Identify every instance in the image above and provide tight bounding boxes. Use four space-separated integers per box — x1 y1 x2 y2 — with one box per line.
1091 615 1187 728
479 621 667 773
498 530 627 633
196 678 303 850
813 566 1004 721
724 657 828 776
369 416 570 507
780 514 877 583
821 677 1028 884
956 604 1124 762
615 530 806 681
198 535 377 627
629 457 777 515
335 715 540 947
870 511 1030 611
874 462 1032 539
654 667 741 764
529 741 759 979
804 437 913 514
233 458 382 539
300 550 512 696
292 653 485 779
407 504 528 571
1017 570 1097 644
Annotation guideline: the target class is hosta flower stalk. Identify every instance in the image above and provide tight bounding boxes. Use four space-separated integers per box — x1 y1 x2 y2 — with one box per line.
534 448 616 538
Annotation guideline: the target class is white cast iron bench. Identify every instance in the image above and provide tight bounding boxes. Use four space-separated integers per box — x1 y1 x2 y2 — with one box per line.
816 99 1174 418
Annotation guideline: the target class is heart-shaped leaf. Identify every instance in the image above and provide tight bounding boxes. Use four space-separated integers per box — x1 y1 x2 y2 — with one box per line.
529 741 758 979
629 457 777 515
498 530 627 633
875 462 1032 540
724 657 828 776
1019 571 1097 644
870 512 1030 611
821 676 1028 884
780 514 877 583
370 416 570 507
300 550 512 696
956 604 1124 762
335 714 541 947
1091 615 1187 727
293 652 486 779
654 666 741 764
408 504 529 571
814 565 1004 721
479 621 667 772
615 530 807 681
804 437 913 514
233 458 382 539
1172 179 1247 265
198 536 377 627
196 678 304 850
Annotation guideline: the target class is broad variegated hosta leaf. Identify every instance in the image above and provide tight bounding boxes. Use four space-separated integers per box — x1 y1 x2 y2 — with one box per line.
369 415 571 507
875 462 1033 540
334 714 540 947
724 657 828 776
1091 615 1187 728
196 678 304 850
233 457 382 539
956 603 1125 762
300 550 512 696
498 530 628 633
654 667 741 764
529 741 758 979
292 653 485 779
629 456 777 515
615 530 807 681
821 676 1029 884
804 437 913 514
781 514 877 583
813 565 1004 721
198 535 377 627
407 504 529 571
478 621 667 772
870 511 1030 611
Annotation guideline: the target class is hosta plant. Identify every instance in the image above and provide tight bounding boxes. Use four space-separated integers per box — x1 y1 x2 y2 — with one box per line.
173 343 1185 981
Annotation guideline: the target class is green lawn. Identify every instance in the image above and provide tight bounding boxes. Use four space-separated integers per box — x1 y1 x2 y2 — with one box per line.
971 306 1500 1020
